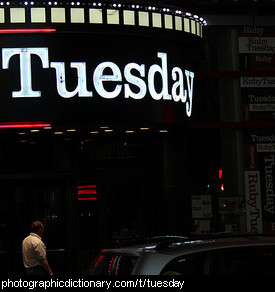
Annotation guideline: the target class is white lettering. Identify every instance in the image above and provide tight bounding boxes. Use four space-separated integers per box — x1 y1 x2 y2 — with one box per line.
185 70 194 117
50 62 93 98
2 48 195 117
171 67 187 103
148 52 171 101
124 63 146 99
93 62 122 99
2 47 49 97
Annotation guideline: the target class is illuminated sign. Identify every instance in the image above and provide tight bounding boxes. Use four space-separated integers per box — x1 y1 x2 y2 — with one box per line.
2 48 194 117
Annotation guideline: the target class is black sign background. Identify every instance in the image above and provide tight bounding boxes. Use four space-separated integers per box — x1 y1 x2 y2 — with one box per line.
0 32 201 126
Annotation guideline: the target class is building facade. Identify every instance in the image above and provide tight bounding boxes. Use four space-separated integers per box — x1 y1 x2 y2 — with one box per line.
0 0 274 275
0 1 206 274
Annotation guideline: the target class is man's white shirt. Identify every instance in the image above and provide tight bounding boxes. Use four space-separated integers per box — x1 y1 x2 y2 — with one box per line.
22 232 46 268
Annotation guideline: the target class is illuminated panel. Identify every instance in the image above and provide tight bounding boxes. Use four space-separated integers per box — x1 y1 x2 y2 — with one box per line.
184 18 190 33
31 8 46 23
138 11 149 27
0 8 4 23
89 8 103 24
123 10 135 26
152 13 161 28
191 20 196 34
107 9 119 25
196 22 201 37
51 7 66 23
175 16 182 31
78 185 98 201
164 14 173 30
70 8 85 23
10 8 25 23
0 122 51 129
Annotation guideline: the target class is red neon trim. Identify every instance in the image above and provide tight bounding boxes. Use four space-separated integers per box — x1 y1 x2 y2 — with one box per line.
0 28 56 34
78 190 97 195
77 185 97 200
78 197 97 201
0 122 51 129
78 185 96 189
219 169 223 179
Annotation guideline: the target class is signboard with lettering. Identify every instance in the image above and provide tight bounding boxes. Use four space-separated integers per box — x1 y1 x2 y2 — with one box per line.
240 26 275 233
239 26 275 122
0 33 198 126
244 129 275 233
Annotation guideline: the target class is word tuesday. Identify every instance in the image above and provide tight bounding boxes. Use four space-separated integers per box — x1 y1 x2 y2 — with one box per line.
2 48 194 117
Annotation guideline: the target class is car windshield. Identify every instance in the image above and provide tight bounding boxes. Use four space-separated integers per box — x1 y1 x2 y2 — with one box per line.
87 253 139 275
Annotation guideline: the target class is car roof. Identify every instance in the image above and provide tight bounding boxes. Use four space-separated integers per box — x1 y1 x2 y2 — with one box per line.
100 234 275 256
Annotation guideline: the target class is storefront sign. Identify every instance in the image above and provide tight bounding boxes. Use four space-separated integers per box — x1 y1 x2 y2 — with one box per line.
2 48 195 117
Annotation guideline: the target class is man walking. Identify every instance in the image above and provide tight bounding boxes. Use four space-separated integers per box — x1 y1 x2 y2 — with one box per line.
22 221 53 275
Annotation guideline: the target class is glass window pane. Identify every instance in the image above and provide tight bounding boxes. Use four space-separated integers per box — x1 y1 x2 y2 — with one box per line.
161 253 206 275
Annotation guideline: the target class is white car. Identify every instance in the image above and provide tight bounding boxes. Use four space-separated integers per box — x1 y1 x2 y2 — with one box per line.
87 235 275 275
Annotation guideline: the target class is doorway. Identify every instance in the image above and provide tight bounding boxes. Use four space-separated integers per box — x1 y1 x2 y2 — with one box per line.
0 175 76 275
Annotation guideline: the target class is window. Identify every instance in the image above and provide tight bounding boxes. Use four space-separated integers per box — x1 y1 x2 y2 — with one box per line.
161 253 206 275
210 246 275 275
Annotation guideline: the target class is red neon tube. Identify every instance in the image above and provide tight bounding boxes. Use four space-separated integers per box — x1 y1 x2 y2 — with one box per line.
0 28 56 34
78 197 97 201
78 185 97 189
0 122 51 129
78 190 97 195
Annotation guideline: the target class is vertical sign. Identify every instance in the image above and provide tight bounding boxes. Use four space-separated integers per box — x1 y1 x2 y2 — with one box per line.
240 26 275 233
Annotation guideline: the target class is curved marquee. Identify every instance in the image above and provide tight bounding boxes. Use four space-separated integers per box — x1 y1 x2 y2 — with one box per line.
0 1 206 127
0 1 206 37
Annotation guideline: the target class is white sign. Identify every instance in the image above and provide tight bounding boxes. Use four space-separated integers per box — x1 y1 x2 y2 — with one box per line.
245 171 263 233
2 48 195 117
239 37 275 54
